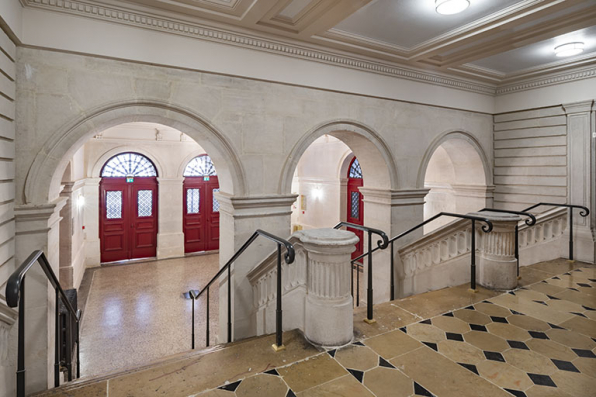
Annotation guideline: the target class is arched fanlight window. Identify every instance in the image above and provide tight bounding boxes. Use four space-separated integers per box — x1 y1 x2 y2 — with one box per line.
183 155 217 177
101 152 157 177
348 157 363 179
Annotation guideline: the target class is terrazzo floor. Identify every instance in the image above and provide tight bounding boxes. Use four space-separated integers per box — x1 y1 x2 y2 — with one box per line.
44 258 596 397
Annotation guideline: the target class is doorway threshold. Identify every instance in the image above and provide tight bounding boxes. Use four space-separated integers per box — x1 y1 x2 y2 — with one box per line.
100 257 158 267
185 250 219 258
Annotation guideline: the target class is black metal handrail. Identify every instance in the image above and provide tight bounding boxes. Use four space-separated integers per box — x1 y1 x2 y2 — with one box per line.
189 229 295 351
479 208 537 279
333 222 388 323
522 203 590 262
5 250 81 397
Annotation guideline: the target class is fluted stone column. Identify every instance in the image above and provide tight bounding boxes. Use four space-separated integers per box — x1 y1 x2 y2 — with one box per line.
471 211 521 290
302 228 358 346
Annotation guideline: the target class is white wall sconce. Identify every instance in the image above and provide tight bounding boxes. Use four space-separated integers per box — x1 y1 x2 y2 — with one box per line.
554 42 584 57
77 195 85 209
436 0 470 15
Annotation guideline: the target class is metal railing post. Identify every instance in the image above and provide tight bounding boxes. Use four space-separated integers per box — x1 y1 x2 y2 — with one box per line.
76 311 81 379
357 264 360 307
16 279 25 397
515 224 520 279
54 289 60 387
206 288 210 347
190 290 196 350
227 264 232 343
569 207 574 261
365 231 375 324
273 243 285 351
470 219 477 292
66 314 73 381
390 241 395 301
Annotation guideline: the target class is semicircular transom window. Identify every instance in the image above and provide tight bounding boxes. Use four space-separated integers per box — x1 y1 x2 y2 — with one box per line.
101 153 158 177
184 155 217 177
349 158 362 179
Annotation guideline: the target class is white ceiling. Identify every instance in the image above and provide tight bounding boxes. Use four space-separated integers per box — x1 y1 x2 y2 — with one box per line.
333 0 523 49
25 0 596 87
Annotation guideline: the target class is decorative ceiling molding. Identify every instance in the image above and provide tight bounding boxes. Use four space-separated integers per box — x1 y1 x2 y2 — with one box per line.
22 0 596 96
24 0 496 95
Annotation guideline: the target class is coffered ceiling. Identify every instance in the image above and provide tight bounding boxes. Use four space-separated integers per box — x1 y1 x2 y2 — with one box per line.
23 0 596 93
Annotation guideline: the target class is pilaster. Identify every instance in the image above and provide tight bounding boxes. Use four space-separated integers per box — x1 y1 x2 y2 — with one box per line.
82 178 101 267
156 177 184 259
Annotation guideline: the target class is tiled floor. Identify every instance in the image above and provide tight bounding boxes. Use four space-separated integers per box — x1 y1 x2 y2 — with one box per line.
79 253 220 377
44 259 595 397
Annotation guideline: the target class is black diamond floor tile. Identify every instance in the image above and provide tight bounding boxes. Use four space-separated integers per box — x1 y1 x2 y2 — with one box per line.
548 323 565 330
505 389 527 397
264 369 280 376
423 341 438 351
464 305 475 310
533 300 548 306
491 316 508 323
552 276 561 280
551 359 580 373
414 382 433 396
347 368 364 383
379 356 395 369
458 362 479 375
443 312 454 317
511 310 525 316
482 300 493 304
572 348 596 358
286 389 296 397
527 373 556 387
399 327 407 333
484 351 505 362
353 341 365 346
446 332 464 342
419 319 432 325
507 340 529 350
583 305 596 311
529 331 549 340
509 291 516 295
577 283 592 288
568 287 580 292
327 349 336 358
571 312 587 318
470 324 488 332
546 295 561 300
219 380 242 392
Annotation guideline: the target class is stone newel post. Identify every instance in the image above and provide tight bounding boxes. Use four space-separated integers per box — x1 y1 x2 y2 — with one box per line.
301 228 358 346
470 211 521 290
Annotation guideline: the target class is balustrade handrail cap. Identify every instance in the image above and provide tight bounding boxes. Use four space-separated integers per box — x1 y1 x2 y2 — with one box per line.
467 211 521 221
295 228 360 246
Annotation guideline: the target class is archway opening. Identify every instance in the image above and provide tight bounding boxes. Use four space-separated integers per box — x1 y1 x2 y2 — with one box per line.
423 137 489 233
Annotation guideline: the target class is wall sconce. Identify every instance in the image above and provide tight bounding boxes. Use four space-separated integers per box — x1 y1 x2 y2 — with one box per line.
77 195 85 209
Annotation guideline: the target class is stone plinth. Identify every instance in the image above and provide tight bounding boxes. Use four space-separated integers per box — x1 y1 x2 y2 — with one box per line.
301 228 358 346
470 211 521 290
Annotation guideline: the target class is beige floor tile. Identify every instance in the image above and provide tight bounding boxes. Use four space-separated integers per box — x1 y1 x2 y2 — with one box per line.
473 302 512 318
525 339 578 361
464 331 510 352
525 385 572 397
559 316 596 338
41 382 108 397
486 323 531 341
391 347 510 397
353 302 418 339
555 289 596 308
528 282 568 297
527 259 584 274
544 299 586 314
453 309 492 325
518 267 557 286
196 389 233 397
235 374 288 397
514 289 551 302
550 370 596 396
297 375 374 397
406 323 446 343
432 315 471 334
502 349 559 375
546 328 596 349
437 340 485 365
362 367 413 397
363 329 421 360
489 294 575 325
573 357 596 379
277 354 347 393
508 314 551 332
476 360 533 391
334 344 378 371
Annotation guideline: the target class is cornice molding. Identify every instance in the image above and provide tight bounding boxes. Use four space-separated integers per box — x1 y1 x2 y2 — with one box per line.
23 0 496 96
21 0 596 97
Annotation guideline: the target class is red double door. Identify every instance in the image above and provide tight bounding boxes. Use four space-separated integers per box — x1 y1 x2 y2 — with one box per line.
347 175 364 261
183 176 220 253
100 178 158 263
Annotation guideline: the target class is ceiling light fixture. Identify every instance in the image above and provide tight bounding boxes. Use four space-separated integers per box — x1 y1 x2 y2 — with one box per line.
554 42 585 57
435 0 470 15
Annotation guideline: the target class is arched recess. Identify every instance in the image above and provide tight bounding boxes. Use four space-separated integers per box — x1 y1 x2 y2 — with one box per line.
24 100 246 206
280 120 398 195
90 146 165 179
417 131 493 233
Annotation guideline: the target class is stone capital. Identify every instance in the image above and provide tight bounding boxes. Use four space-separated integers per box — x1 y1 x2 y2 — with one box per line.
359 188 430 206
83 177 101 187
15 198 67 234
563 100 594 115
217 194 298 219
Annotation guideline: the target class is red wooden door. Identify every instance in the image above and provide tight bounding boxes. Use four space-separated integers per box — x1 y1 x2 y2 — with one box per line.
183 176 220 253
100 178 158 262
347 157 364 261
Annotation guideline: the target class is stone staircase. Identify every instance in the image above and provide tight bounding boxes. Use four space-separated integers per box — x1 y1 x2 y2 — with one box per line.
35 258 595 397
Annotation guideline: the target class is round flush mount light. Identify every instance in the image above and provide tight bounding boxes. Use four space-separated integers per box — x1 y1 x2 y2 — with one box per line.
436 0 470 15
554 42 585 57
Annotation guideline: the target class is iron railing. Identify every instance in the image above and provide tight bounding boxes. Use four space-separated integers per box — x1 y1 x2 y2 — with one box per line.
522 203 590 262
333 222 389 323
478 208 536 279
188 230 295 352
5 250 81 397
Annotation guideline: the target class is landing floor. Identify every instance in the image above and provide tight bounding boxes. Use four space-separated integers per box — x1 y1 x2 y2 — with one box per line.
78 254 220 377
49 259 595 397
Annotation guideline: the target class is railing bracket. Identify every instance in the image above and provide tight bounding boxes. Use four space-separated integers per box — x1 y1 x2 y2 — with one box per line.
363 318 376 324
272 344 286 352
468 288 478 293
